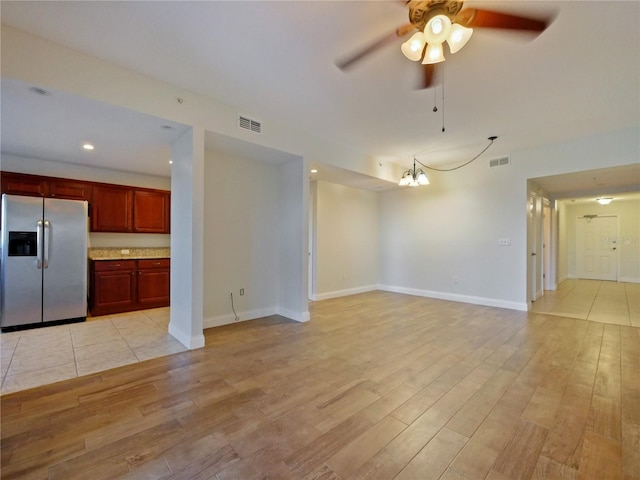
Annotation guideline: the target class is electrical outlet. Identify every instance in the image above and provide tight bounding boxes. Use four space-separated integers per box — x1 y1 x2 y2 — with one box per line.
120 249 130 255
240 288 245 296
453 276 459 285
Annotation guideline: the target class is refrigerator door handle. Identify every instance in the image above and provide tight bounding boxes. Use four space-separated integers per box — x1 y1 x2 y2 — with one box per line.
36 219 43 269
43 219 51 269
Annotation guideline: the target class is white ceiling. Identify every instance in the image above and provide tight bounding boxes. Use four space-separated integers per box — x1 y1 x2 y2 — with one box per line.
1 1 639 196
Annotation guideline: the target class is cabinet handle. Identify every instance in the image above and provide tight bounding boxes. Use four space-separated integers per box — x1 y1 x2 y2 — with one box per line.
111 264 121 267
139 271 142 275
131 271 135 276
152 262 161 265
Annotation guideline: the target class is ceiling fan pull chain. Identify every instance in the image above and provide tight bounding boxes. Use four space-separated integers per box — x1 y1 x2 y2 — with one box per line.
441 64 446 132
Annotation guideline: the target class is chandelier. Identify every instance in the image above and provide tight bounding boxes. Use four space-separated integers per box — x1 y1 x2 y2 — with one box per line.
399 158 430 187
398 137 498 187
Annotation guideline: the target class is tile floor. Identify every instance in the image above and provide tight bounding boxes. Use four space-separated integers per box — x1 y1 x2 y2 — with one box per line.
0 307 186 395
530 279 640 326
1 280 638 395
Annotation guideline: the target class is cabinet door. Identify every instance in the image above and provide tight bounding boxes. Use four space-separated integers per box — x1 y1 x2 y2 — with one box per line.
137 263 170 308
92 265 137 316
133 190 170 233
49 180 91 201
91 185 133 232
1 172 47 197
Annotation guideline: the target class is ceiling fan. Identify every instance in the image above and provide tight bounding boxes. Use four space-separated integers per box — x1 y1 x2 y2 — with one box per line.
336 0 552 89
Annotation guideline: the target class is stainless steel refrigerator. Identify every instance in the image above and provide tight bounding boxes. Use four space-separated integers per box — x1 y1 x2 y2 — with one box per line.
1 194 88 330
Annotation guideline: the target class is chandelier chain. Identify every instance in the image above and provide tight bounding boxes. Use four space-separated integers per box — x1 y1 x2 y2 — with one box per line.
414 136 497 172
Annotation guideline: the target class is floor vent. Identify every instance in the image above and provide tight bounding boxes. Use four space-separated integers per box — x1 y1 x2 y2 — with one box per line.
489 156 510 168
239 115 262 134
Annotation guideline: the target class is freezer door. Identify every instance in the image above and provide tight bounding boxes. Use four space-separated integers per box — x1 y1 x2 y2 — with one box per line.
1 195 44 327
42 198 88 322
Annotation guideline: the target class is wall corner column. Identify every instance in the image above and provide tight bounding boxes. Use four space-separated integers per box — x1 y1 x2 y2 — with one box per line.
169 127 205 349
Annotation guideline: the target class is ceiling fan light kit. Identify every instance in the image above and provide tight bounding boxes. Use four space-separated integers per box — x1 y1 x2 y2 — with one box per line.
401 3 473 65
338 0 550 89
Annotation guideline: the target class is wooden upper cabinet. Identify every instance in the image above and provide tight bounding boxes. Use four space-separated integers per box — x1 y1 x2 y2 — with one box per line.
91 185 133 232
1 172 170 234
1 172 91 201
133 190 170 233
1 172 47 197
48 179 92 201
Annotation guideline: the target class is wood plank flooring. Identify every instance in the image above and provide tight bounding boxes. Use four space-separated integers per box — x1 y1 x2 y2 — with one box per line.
1 291 638 479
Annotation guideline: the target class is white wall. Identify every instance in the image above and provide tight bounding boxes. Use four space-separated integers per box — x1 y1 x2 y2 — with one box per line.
169 127 205 349
560 197 640 283
378 128 639 310
202 149 281 327
314 181 378 300
1 153 171 248
278 157 309 322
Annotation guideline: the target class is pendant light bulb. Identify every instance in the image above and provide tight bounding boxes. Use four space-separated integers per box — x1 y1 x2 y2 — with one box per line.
447 24 473 54
401 31 426 61
422 43 445 64
424 14 452 44
416 170 429 185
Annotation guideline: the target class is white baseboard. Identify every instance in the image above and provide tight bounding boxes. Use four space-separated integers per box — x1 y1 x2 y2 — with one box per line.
203 306 277 329
564 274 639 284
276 307 310 323
619 276 640 284
203 305 310 328
377 284 528 312
314 285 378 301
168 322 205 349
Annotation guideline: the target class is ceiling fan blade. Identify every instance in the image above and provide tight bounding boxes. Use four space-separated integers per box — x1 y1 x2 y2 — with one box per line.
417 63 436 90
336 23 415 71
455 8 549 32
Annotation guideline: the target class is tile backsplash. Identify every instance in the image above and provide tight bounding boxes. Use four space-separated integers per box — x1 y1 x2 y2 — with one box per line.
88 247 170 260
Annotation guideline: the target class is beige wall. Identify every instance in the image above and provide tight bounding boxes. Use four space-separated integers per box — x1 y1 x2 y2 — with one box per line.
314 180 378 299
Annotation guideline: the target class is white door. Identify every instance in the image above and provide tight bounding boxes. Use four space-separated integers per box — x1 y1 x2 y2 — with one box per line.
576 216 618 281
543 201 552 290
527 192 538 303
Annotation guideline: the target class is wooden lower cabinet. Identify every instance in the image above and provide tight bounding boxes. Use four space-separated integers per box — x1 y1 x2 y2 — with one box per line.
90 258 170 316
137 259 171 308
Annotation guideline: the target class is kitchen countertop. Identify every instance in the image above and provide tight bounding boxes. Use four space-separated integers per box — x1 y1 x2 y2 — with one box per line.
88 247 170 260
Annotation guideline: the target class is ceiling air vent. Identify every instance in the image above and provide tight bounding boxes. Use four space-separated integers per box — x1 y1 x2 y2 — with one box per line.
239 115 262 134
489 156 510 168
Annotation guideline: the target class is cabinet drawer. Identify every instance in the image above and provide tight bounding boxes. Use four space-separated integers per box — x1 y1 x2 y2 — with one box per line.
138 258 170 269
93 260 137 271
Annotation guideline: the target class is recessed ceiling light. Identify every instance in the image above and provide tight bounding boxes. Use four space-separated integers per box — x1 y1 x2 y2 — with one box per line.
83 144 94 151
597 197 613 205
169 160 173 164
310 169 318 173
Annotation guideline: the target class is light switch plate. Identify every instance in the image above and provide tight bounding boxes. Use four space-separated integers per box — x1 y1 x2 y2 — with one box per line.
121 249 130 254
498 238 511 246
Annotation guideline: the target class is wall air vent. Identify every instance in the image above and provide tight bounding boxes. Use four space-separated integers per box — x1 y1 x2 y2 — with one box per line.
239 115 262 134
489 156 510 168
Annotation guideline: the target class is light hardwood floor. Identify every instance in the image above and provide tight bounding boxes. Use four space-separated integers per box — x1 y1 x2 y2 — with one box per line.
1 291 639 479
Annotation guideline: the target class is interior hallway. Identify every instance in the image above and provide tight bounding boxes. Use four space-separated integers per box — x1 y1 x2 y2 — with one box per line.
530 279 640 327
